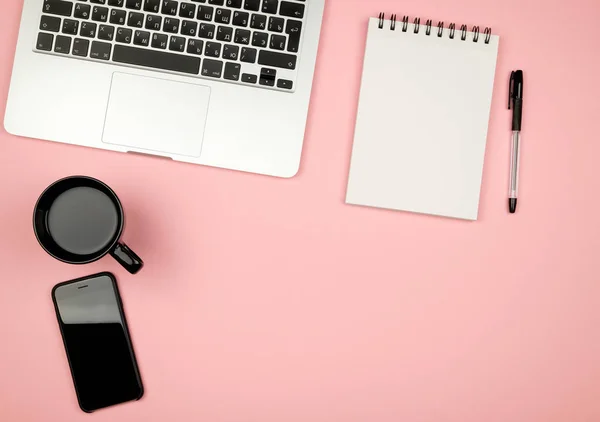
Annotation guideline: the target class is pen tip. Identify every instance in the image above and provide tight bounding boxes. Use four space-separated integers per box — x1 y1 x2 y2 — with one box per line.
509 198 517 213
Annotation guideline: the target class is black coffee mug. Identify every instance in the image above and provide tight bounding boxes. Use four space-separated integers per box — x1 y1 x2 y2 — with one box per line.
33 176 143 274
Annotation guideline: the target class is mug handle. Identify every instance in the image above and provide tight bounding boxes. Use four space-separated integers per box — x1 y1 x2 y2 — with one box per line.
110 243 143 274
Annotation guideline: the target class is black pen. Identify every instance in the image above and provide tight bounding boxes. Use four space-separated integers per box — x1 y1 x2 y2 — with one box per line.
508 70 524 213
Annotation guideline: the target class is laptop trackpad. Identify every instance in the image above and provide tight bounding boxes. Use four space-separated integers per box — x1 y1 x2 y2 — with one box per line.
102 73 210 158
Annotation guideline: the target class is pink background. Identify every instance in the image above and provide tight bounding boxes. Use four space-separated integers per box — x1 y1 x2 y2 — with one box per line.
1 0 600 420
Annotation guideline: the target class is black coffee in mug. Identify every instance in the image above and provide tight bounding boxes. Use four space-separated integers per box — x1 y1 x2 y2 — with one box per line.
47 187 119 255
34 176 143 274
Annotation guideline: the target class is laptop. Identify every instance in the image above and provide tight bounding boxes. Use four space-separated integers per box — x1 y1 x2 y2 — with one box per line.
5 0 325 178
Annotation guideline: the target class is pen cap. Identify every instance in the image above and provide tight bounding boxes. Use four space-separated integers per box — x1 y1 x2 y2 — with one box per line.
509 70 524 131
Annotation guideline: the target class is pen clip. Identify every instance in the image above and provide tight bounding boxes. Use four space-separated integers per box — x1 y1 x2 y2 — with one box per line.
508 71 515 110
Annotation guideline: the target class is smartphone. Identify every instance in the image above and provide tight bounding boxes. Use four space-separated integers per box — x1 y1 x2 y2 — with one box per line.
52 272 144 413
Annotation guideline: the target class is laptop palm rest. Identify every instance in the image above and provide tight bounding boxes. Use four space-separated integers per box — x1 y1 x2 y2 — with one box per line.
102 72 210 158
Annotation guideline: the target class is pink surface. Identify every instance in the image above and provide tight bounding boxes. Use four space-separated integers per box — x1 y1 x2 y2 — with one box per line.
1 0 600 420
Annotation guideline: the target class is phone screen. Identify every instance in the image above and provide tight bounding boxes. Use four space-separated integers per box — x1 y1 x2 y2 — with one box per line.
53 273 143 412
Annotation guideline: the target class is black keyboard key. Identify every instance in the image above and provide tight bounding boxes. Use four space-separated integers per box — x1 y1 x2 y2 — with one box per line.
224 62 241 80
161 0 179 15
216 25 233 41
116 27 132 43
215 8 231 24
207 0 223 4
226 0 241 7
126 0 142 9
261 0 277 14
133 30 150 46
144 0 160 12
114 44 201 73
285 19 301 52
36 32 54 51
241 73 257 83
201 58 223 78
222 44 238 60
179 2 195 18
259 76 274 86
110 9 127 24
40 16 61 32
108 0 125 6
243 0 259 11
127 11 144 27
42 0 73 17
181 20 197 35
232 11 249 26
250 13 266 30
163 17 180 33
197 5 213 21
169 35 186 52
277 78 292 89
259 67 276 86
54 35 71 54
152 33 168 48
268 16 284 32
90 0 107 4
240 46 256 63
91 6 109 21
98 24 115 40
269 34 285 50
62 19 79 35
80 21 97 37
198 23 215 38
73 3 91 19
234 28 250 44
187 38 203 54
252 31 267 47
72 38 90 56
258 49 296 69
145 14 162 30
204 41 221 57
90 40 112 59
279 1 303 18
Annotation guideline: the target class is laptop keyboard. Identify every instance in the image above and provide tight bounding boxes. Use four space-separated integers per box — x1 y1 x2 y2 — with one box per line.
36 0 307 91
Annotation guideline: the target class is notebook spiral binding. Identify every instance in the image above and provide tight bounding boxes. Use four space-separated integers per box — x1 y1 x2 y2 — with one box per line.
378 13 492 44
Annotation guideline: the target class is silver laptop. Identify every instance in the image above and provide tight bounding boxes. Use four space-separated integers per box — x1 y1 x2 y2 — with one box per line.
5 0 325 178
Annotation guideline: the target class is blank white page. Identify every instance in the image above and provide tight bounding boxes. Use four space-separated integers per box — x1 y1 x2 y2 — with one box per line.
346 18 499 220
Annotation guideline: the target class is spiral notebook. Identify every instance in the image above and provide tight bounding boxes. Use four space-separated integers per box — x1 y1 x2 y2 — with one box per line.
346 14 499 220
